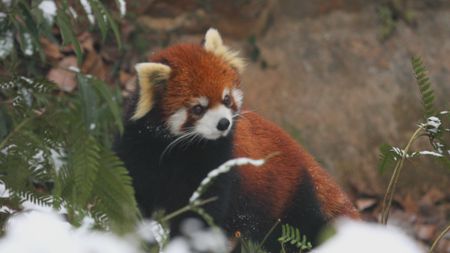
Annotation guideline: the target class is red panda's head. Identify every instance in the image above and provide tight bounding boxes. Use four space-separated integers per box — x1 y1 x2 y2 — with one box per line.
132 29 245 140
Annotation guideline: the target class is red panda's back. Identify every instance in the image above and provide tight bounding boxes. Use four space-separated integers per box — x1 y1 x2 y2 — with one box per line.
233 110 359 220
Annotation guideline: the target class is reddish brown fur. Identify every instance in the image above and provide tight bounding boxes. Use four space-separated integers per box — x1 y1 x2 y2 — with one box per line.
149 41 359 224
151 44 239 117
234 111 359 219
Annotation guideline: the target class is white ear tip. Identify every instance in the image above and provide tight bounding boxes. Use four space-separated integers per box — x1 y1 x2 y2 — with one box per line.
135 63 152 73
206 28 219 37
205 28 223 45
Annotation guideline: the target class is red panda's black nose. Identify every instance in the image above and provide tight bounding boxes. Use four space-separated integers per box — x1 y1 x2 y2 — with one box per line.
217 118 230 131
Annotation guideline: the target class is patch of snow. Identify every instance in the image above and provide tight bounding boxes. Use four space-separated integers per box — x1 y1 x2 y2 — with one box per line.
68 66 80 72
89 123 96 130
117 0 126 17
0 12 6 21
417 151 443 157
19 76 32 84
69 7 78 19
50 148 65 173
38 0 57 24
424 116 441 134
1 0 11 7
165 219 228 253
0 182 10 198
19 88 32 106
165 238 190 253
1 144 16 155
0 211 142 253
80 0 95 24
0 31 14 59
314 219 423 253
22 33 34 56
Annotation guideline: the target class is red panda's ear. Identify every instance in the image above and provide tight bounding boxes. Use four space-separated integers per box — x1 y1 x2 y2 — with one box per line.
132 63 171 120
203 28 246 74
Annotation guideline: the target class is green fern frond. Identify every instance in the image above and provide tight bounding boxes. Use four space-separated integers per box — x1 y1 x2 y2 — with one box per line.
69 135 101 206
278 224 312 252
378 143 396 173
92 147 139 232
240 239 268 253
411 56 436 118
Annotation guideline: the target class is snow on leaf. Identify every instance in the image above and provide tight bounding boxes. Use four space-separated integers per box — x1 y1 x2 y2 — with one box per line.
0 31 14 59
38 0 57 24
80 0 95 24
116 0 126 17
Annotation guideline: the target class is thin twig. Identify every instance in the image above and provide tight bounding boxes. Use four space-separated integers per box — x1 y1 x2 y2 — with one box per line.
0 116 33 150
160 197 218 222
429 224 450 253
380 126 423 224
258 218 281 250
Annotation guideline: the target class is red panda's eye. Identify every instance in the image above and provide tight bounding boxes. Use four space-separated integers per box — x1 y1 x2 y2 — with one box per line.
192 105 205 116
223 95 232 108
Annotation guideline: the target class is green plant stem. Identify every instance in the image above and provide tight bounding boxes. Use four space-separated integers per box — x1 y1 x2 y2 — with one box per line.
0 116 33 150
380 126 423 225
258 219 281 250
429 224 450 253
161 197 218 222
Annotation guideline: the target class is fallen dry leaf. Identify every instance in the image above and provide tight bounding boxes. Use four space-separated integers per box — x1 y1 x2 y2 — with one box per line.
47 56 78 92
40 38 63 61
415 224 437 242
356 198 377 211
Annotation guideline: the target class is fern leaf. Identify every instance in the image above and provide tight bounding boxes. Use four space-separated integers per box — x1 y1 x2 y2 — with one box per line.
278 224 312 252
92 147 139 232
411 56 436 118
378 143 397 173
69 135 100 206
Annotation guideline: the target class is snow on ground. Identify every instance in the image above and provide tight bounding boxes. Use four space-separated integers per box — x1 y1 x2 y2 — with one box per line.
314 219 424 253
0 211 142 253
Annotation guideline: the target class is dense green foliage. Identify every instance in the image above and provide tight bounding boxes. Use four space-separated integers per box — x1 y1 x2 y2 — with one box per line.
0 0 138 233
0 74 139 232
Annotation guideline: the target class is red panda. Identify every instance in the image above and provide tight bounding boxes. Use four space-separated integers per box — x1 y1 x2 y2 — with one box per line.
115 28 359 252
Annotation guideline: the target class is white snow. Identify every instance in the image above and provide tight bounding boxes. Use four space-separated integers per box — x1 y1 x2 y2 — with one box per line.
0 12 6 21
0 211 142 253
50 148 65 173
68 66 81 72
1 0 11 7
90 123 96 130
22 33 34 56
0 31 13 59
69 7 78 19
117 0 126 17
1 144 16 155
80 0 95 24
38 0 57 24
424 116 441 134
417 150 443 157
314 219 423 253
165 219 228 253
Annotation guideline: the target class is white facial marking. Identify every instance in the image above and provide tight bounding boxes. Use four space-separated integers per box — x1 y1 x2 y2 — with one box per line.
167 108 187 135
222 88 230 99
195 105 233 140
232 88 243 108
196 96 209 107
